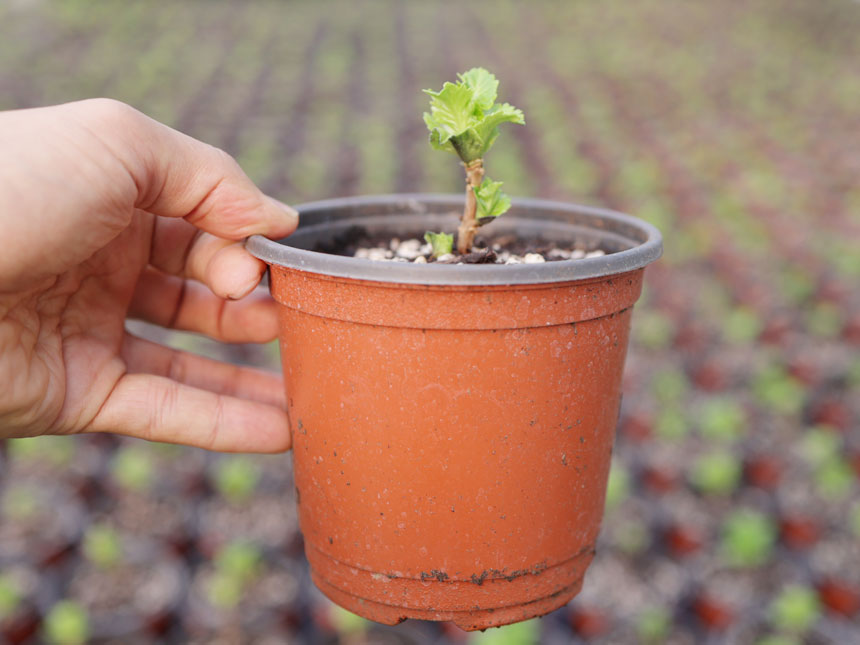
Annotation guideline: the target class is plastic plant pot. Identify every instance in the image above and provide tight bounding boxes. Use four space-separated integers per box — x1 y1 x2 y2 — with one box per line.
246 194 662 630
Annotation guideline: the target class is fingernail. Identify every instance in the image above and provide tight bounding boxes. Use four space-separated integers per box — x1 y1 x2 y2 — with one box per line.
265 196 299 235
226 258 265 300
228 276 260 300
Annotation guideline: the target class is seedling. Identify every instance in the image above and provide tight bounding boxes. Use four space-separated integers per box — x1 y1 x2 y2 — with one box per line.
690 452 741 496
799 426 841 466
635 606 671 644
720 510 776 567
207 541 262 609
111 445 154 492
698 398 746 442
468 618 539 644
2 486 39 521
7 436 74 466
652 368 688 405
43 601 89 645
752 365 805 416
722 307 763 344
655 407 688 440
604 459 630 512
755 636 801 645
329 604 369 637
806 303 842 339
633 310 675 350
814 456 854 500
423 68 525 255
82 523 122 569
214 456 261 504
769 585 821 633
0 574 21 622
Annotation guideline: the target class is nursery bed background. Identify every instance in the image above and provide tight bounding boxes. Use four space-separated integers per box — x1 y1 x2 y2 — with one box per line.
1 0 859 643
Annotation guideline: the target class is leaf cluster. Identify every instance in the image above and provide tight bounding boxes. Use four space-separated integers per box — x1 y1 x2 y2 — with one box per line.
423 68 524 164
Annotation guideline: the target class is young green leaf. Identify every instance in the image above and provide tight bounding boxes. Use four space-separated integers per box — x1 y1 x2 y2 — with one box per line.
474 178 512 222
424 231 454 258
423 67 524 164
423 81 476 150
459 67 498 110
471 103 525 158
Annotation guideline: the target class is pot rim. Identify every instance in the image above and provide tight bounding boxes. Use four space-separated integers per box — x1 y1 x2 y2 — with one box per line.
246 193 662 285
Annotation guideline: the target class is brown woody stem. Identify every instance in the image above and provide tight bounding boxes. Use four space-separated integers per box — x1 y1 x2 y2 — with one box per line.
457 159 484 255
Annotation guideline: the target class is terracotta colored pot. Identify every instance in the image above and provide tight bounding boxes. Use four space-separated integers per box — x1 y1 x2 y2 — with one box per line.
247 195 661 630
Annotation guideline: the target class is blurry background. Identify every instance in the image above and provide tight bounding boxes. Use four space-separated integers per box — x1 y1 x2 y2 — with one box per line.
1 0 859 643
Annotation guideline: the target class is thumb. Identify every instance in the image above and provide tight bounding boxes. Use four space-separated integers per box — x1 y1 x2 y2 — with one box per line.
79 98 299 240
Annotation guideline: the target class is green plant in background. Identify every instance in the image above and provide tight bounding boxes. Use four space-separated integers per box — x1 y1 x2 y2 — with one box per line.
778 265 815 306
651 368 688 405
43 601 90 645
814 456 855 500
604 459 630 512
752 365 805 417
7 436 75 466
722 307 763 344
635 606 671 644
769 585 821 633
207 541 262 609
111 445 154 492
0 574 22 622
799 426 841 466
698 398 746 442
655 407 688 440
801 426 854 499
214 456 261 504
329 604 369 637
633 310 675 350
805 303 842 339
2 486 39 521
690 452 741 495
613 516 651 555
720 510 776 567
423 68 525 255
850 503 860 538
468 618 540 644
82 523 122 569
755 635 802 645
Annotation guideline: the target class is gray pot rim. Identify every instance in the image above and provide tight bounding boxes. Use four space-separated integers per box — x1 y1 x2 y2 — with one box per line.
246 193 663 286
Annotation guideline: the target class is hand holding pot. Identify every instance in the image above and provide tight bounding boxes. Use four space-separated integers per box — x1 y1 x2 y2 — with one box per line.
0 99 297 451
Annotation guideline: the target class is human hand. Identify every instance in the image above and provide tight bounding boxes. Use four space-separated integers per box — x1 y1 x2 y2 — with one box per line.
0 99 296 452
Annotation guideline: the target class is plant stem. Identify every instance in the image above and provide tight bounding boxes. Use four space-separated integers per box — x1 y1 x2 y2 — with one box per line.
457 159 484 254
